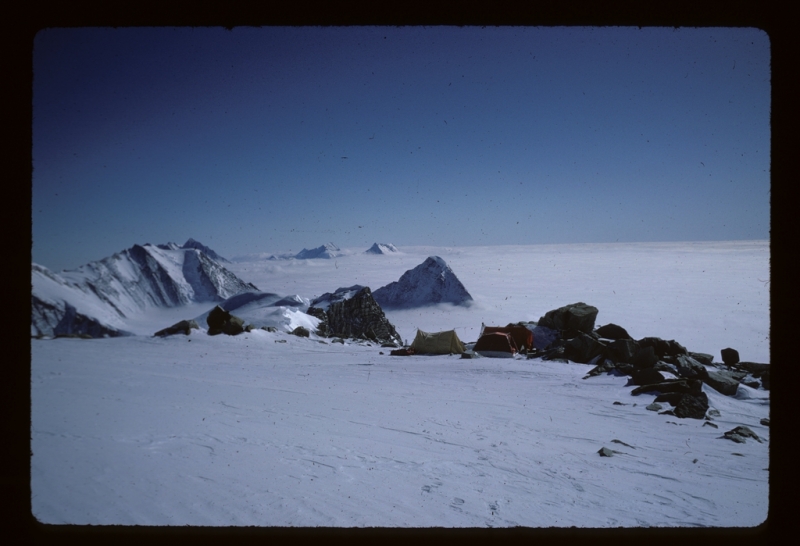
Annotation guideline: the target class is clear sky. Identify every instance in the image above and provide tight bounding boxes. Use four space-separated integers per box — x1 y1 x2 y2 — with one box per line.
32 26 770 271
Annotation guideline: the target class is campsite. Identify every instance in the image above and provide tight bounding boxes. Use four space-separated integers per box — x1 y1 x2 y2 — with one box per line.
31 241 770 527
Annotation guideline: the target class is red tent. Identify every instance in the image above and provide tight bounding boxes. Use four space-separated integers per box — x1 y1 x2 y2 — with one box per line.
473 332 517 357
481 326 533 353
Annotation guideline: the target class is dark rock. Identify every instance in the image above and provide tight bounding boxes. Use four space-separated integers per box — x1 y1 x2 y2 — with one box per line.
721 348 740 366
308 287 402 346
630 368 666 386
632 346 658 369
736 361 770 375
595 323 632 340
704 370 743 396
646 402 663 411
675 355 709 381
654 392 685 406
631 378 703 396
613 401 625 406
760 418 770 427
606 339 640 363
540 345 566 361
638 337 688 359
563 332 607 363
598 447 615 457
673 392 709 419
154 319 199 337
538 303 599 335
703 421 719 428
707 409 721 418
207 305 245 336
291 326 310 337
721 426 763 444
261 326 278 332
744 380 760 389
584 360 618 378
760 371 770 390
653 361 679 376
689 352 714 366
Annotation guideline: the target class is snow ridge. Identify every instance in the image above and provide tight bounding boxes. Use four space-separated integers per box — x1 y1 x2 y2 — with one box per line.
181 238 229 263
372 256 473 308
31 244 258 337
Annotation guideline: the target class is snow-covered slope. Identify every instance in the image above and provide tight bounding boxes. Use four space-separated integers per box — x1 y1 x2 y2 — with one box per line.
308 285 367 312
191 291 320 333
365 243 399 254
31 244 258 337
373 256 473 309
181 238 229 263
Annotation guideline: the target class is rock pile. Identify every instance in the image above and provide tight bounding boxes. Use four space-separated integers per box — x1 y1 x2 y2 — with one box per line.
207 305 246 336
527 302 770 420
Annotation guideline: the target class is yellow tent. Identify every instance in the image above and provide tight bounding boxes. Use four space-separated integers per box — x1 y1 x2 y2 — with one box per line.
409 329 465 354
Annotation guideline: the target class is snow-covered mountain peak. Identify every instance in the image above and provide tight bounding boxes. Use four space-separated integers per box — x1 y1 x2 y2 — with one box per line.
365 243 399 255
372 256 473 309
295 242 342 260
32 243 257 338
181 238 229 263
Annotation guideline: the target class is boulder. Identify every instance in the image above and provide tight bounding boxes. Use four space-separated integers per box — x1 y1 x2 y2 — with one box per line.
704 370 745 396
632 346 658 369
595 323 632 340
674 355 709 381
673 392 709 419
629 368 666 386
606 338 640 364
721 347 740 366
646 402 663 411
308 287 402 346
689 352 714 366
291 326 310 337
638 337 688 359
721 426 763 444
207 305 245 336
736 361 770 375
631 378 703 396
537 303 599 335
154 319 199 337
563 332 607 363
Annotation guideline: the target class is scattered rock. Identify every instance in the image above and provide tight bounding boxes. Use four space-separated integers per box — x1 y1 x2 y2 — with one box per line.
611 439 635 448
721 426 763 443
154 319 200 337
598 447 615 457
638 337 688 359
261 326 278 332
291 326 310 337
646 402 663 411
707 409 721 418
274 339 287 343
595 323 632 340
207 305 245 336
721 347 740 366
606 338 640 364
703 421 718 428
613 401 626 406
760 418 770 427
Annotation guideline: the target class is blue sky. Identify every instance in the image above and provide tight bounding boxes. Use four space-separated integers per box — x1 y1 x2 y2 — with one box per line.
32 26 770 271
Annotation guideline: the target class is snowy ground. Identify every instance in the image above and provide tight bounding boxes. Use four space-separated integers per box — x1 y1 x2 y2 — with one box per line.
31 241 770 527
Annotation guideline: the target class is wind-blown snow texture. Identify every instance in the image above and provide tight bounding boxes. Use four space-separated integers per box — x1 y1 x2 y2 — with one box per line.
373 256 473 309
31 241 769 527
31 243 257 337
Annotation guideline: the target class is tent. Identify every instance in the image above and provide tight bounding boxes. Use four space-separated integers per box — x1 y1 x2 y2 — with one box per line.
409 329 465 355
473 332 517 358
481 325 534 353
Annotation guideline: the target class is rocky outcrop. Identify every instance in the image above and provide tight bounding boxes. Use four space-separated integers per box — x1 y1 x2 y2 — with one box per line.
308 286 402 346
373 256 473 309
537 302 598 334
154 319 199 337
595 323 632 340
720 426 763 444
207 305 246 336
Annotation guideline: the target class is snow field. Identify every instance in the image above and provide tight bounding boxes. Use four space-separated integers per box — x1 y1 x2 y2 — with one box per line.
31 328 769 527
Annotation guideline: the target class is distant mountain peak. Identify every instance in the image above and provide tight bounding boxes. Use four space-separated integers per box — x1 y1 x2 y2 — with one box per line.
365 243 399 255
372 256 473 309
181 238 229 263
295 243 341 260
